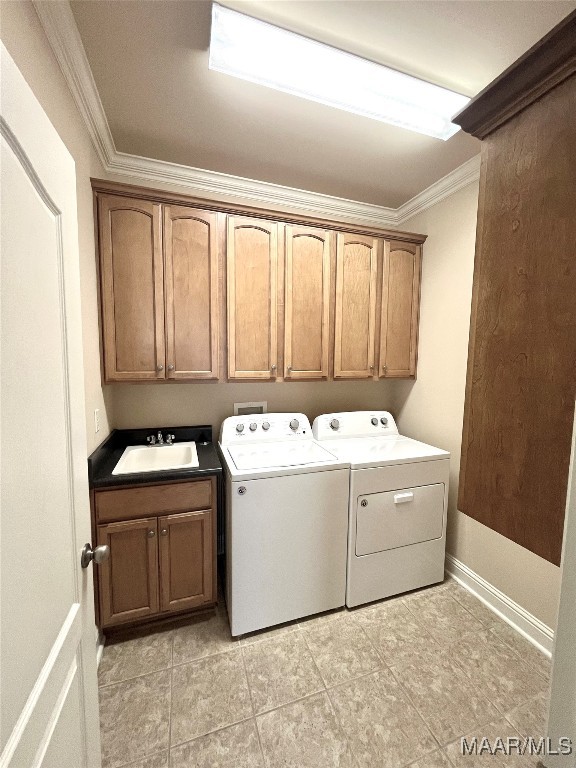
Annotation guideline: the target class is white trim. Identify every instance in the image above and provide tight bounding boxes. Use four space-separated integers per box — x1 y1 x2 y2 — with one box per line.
0 605 82 767
96 632 105 668
34 0 481 228
396 154 481 225
32 0 115 167
107 150 399 228
445 553 554 656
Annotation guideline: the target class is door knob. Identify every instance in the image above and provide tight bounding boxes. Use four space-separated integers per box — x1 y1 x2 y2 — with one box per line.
81 543 110 569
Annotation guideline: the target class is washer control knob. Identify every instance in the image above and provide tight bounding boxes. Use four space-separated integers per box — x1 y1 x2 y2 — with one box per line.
249 422 257 431
330 419 340 430
380 417 388 426
262 421 270 431
361 499 368 507
236 424 244 433
371 417 378 426
289 419 299 431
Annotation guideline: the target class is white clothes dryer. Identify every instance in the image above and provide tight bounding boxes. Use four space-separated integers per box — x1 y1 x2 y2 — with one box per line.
219 413 349 636
313 411 450 607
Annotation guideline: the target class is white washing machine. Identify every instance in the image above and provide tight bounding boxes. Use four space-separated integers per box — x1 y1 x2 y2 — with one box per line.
219 413 349 636
313 411 450 607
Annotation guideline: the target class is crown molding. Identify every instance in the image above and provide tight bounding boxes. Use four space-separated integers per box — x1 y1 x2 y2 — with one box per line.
33 0 115 166
34 0 480 230
396 154 481 225
106 151 399 228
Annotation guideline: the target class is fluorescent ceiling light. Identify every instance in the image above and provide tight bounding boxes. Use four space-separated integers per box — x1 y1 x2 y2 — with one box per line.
209 4 470 141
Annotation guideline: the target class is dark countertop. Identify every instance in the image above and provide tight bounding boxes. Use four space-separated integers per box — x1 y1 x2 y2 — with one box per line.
88 426 222 489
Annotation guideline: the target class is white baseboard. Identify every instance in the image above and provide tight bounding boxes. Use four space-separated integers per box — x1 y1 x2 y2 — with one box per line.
445 554 554 657
96 631 105 668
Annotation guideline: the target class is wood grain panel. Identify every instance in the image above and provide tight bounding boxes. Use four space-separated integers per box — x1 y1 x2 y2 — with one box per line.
379 241 421 378
159 510 213 612
284 226 330 379
98 194 164 380
227 216 278 379
95 479 213 523
97 518 159 627
334 233 378 378
458 74 576 566
164 206 219 379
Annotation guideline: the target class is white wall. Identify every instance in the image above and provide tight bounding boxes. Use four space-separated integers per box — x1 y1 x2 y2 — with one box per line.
395 181 561 630
1 1 112 455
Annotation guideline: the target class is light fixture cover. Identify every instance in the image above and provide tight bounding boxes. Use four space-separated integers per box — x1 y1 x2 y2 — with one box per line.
209 4 470 141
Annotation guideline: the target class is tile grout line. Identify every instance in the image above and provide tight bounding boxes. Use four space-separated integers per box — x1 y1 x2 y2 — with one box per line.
239 644 268 767
322 686 362 768
299 626 333 696
167 634 174 767
386 665 446 753
98 661 175 690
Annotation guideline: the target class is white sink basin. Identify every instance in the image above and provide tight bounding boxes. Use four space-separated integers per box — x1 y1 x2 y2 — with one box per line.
112 441 199 475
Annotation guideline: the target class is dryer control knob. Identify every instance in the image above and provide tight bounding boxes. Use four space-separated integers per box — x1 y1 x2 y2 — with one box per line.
289 419 299 431
262 421 270 431
380 417 388 426
330 419 340 430
249 422 257 431
371 417 378 426
236 424 245 433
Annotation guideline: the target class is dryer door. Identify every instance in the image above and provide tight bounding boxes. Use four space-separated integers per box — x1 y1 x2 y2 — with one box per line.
356 484 445 555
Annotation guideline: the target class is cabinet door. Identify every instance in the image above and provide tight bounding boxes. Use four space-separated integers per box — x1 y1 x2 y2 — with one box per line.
379 241 421 378
98 194 165 381
227 216 278 379
164 206 219 379
158 510 214 612
334 233 378 378
284 226 331 379
97 518 159 628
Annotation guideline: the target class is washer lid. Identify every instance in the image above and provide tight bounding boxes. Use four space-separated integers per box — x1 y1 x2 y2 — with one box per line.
324 436 449 468
227 440 339 470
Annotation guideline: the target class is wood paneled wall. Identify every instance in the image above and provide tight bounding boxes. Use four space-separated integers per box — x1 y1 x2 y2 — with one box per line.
456 12 576 565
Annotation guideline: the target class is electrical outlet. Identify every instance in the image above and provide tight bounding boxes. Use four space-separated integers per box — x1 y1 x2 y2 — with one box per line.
94 408 100 433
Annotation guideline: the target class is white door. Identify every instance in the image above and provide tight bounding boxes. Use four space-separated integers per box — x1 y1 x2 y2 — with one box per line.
0 43 101 768
545 405 576 768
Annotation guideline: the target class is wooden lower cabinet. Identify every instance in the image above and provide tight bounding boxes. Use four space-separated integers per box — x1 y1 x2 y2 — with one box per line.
159 510 213 612
94 479 217 629
97 518 159 628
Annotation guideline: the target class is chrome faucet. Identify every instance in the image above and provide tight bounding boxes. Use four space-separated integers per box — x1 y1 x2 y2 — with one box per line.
146 432 176 446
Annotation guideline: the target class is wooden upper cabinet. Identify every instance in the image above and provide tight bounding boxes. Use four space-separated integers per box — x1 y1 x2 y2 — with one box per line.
334 233 379 378
227 216 278 379
97 518 159 628
379 241 421 378
284 226 331 379
98 194 165 380
163 206 219 379
158 510 214 613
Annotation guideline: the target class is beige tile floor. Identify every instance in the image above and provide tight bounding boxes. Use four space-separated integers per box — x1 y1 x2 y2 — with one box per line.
98 579 551 768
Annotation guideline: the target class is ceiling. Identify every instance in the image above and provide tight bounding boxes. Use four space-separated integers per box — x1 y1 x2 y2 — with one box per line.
70 0 575 208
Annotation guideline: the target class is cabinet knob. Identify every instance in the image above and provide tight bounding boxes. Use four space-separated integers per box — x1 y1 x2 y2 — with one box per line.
167 364 175 372
287 366 292 373
156 364 164 372
370 365 374 371
382 365 387 374
161 528 168 536
148 529 155 538
271 364 277 372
